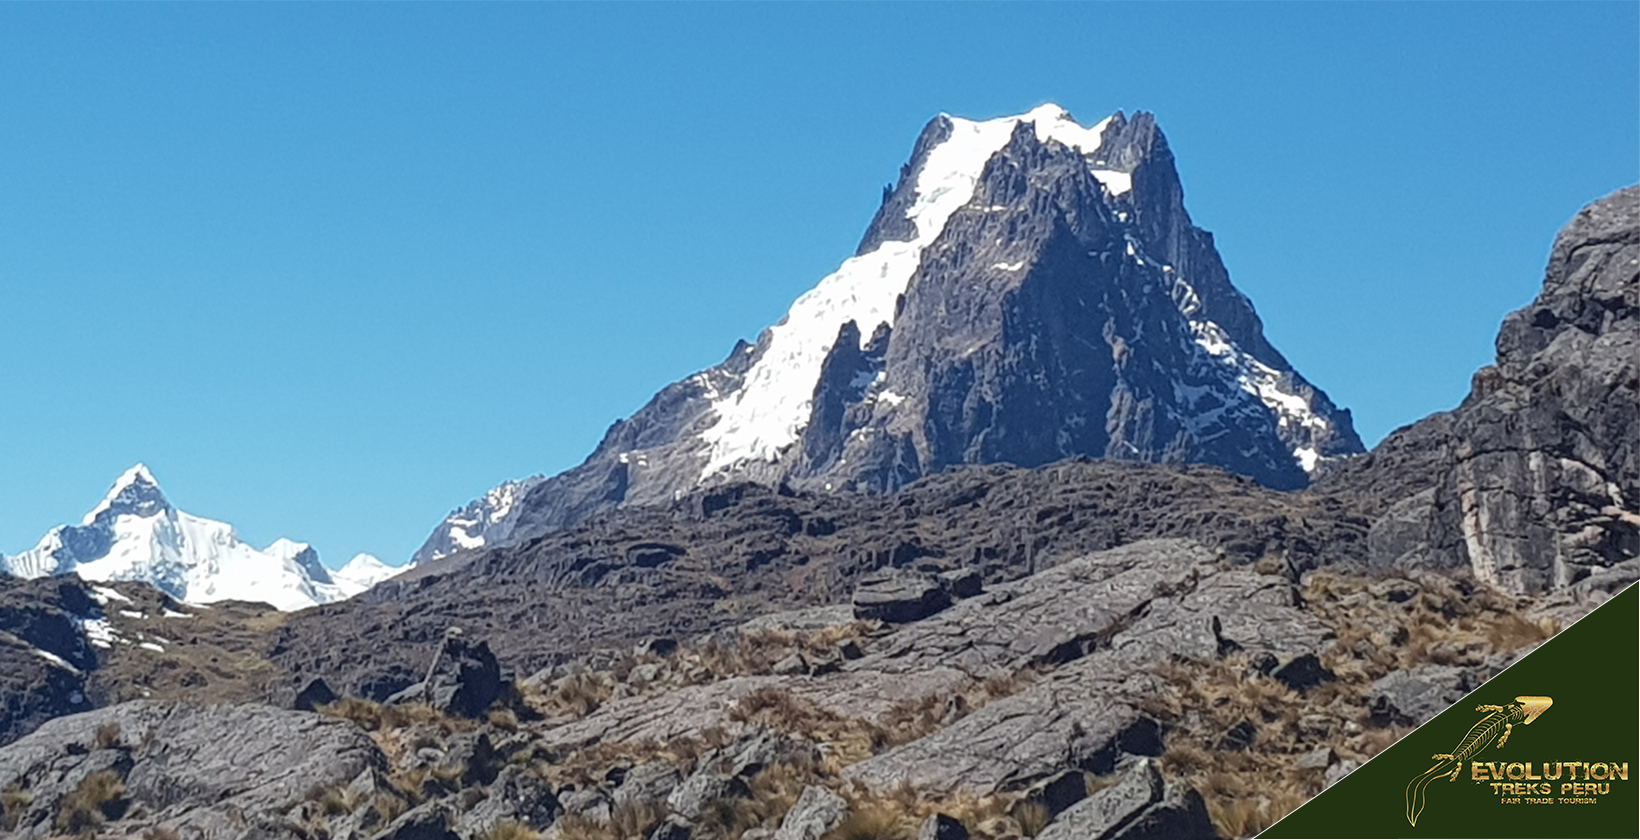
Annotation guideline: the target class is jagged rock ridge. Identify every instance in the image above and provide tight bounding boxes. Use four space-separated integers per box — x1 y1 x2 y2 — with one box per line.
416 105 1363 563
1326 185 1639 596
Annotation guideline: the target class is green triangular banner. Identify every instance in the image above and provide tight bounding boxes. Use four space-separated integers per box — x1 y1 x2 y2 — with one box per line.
1262 583 1638 839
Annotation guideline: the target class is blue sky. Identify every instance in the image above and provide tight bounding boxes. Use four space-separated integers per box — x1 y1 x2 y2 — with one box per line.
1 3 1635 567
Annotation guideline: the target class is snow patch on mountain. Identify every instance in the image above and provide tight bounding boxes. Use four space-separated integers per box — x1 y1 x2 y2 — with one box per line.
698 104 1117 477
0 465 407 611
1152 244 1337 474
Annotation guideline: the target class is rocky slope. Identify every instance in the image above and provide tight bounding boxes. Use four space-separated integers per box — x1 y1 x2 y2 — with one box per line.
415 105 1364 564
272 460 1374 706
2 464 405 611
1324 185 1639 595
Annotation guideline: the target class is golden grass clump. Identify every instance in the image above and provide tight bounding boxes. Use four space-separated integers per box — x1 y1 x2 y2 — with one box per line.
54 770 128 834
93 721 123 750
483 821 542 840
2 785 32 832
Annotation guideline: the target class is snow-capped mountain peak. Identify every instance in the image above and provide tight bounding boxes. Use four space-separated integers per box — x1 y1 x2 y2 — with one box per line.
81 462 169 526
3 466 407 611
414 105 1366 563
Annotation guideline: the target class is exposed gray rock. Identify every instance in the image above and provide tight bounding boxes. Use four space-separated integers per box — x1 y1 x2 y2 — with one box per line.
1325 759 1360 788
854 541 1329 681
772 653 808 676
0 701 382 839
1037 760 1215 840
1296 746 1333 770
1114 779 1217 840
852 569 951 623
1037 758 1162 840
611 760 683 809
1368 664 1472 726
773 785 848 840
667 772 751 819
458 765 561 837
845 652 1159 794
1340 185 1640 595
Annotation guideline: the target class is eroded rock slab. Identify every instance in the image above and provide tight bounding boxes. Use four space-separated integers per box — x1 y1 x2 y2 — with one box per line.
0 701 382 839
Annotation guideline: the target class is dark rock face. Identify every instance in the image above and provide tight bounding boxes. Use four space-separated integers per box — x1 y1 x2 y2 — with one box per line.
386 629 504 718
414 108 1363 564
809 116 1359 497
1326 185 1639 595
0 576 101 746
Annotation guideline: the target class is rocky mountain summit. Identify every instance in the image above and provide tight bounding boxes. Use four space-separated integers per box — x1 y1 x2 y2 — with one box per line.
1 464 405 611
415 105 1364 565
1325 185 1639 596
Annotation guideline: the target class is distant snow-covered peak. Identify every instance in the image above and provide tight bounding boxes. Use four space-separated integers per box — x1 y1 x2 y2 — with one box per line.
333 553 404 590
3 465 404 611
81 463 170 526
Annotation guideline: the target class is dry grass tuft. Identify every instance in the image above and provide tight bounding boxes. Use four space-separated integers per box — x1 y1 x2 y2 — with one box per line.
93 721 123 750
2 785 32 832
483 821 542 840
825 805 912 840
54 770 127 834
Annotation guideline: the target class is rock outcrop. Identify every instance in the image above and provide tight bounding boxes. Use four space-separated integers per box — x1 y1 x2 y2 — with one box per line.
1329 185 1639 595
0 701 383 839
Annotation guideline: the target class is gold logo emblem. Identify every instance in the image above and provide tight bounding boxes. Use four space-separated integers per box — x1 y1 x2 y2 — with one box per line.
1405 695 1554 826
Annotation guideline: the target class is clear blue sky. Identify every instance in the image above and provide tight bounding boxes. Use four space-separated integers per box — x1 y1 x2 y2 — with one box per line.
1 3 1635 567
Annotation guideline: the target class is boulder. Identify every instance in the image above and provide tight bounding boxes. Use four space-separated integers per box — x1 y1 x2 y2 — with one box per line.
1020 770 1087 819
376 800 460 840
458 765 561 836
1270 654 1335 692
611 760 683 809
1112 779 1217 840
1036 759 1216 840
772 785 848 840
294 676 339 712
667 772 751 819
852 569 951 623
1036 758 1162 840
388 628 505 719
1368 664 1471 726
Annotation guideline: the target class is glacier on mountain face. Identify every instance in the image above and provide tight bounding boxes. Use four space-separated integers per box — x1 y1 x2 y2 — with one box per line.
697 103 1340 480
0 464 407 612
413 103 1364 563
697 105 1137 478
